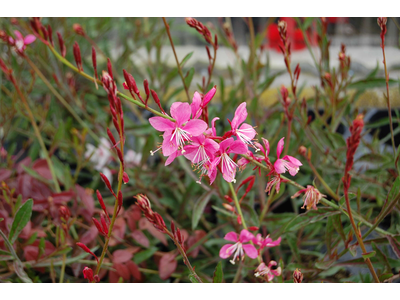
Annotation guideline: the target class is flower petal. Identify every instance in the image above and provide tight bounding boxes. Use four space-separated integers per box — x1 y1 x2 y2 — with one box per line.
183 119 207 137
228 140 248 155
262 138 270 156
165 150 181 166
231 102 248 130
242 244 258 259
283 155 302 167
14 30 24 41
274 159 286 174
162 131 178 157
202 87 216 106
24 35 36 45
239 229 254 243
191 92 202 119
149 117 175 132
204 138 220 157
238 123 257 140
224 232 238 242
171 102 191 126
219 137 235 153
219 244 234 259
276 137 285 158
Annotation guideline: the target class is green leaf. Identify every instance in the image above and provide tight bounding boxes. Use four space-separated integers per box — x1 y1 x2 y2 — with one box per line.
184 67 195 88
180 52 194 67
38 237 45 260
134 247 158 264
0 249 11 256
339 193 356 208
211 205 234 217
8 199 33 244
241 203 260 227
0 218 3 222
286 233 301 262
213 261 224 283
348 78 397 90
361 251 376 260
192 190 213 229
284 208 341 232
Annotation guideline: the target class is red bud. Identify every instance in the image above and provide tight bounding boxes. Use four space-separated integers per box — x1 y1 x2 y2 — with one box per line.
107 58 113 80
123 172 129 184
100 173 113 194
73 42 83 71
92 46 98 80
92 218 106 236
76 242 99 263
56 32 66 57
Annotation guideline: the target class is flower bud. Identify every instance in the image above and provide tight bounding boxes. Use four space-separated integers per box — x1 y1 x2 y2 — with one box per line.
59 206 71 221
83 267 94 282
293 268 303 283
73 23 85 36
298 146 307 157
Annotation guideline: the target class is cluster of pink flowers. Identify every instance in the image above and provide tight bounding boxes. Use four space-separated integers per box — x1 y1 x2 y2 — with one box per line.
219 229 281 281
148 88 302 187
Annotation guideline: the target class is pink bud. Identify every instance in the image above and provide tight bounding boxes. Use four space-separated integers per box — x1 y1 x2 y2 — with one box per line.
123 171 129 184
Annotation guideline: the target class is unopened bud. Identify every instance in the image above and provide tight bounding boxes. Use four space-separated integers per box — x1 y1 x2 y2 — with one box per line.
73 23 85 36
293 268 303 283
59 206 71 221
298 146 307 157
83 267 94 282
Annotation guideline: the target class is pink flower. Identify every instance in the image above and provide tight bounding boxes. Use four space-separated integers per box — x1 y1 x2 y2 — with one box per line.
209 137 247 184
254 261 281 281
219 229 258 264
149 102 207 157
8 30 36 52
183 134 219 183
274 137 302 176
229 102 258 149
253 234 281 249
291 185 326 210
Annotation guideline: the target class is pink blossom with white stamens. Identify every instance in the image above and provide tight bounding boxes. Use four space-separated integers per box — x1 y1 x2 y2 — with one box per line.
8 30 36 53
219 230 258 264
291 185 326 210
229 102 258 150
274 137 302 176
254 261 281 281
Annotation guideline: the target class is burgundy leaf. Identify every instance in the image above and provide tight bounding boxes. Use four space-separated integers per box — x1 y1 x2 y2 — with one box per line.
159 253 177 280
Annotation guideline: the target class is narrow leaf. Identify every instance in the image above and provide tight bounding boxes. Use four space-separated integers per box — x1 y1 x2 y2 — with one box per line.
8 199 33 244
213 261 223 283
192 190 213 229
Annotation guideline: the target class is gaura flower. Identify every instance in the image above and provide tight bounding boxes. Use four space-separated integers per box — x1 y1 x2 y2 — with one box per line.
265 171 283 195
252 234 281 249
274 137 302 176
229 102 258 149
209 137 247 184
219 229 258 264
291 185 326 210
254 261 281 282
149 102 207 157
124 149 142 166
8 30 36 52
183 134 219 183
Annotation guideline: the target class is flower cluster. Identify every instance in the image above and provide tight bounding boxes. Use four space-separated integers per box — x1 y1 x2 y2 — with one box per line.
219 229 281 264
148 90 302 187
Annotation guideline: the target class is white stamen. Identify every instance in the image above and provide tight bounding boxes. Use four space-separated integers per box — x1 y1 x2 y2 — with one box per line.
236 128 259 151
150 145 162 156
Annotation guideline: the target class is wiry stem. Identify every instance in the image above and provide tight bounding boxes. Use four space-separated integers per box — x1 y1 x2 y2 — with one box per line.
162 17 191 102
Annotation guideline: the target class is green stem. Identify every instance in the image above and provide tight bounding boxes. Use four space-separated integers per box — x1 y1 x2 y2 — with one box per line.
306 158 339 201
10 75 61 193
162 17 190 102
259 187 275 223
228 181 247 229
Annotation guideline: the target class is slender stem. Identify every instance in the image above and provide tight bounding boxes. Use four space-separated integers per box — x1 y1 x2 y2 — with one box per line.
228 181 247 229
381 34 396 157
232 260 243 283
343 187 380 283
162 17 190 102
9 75 61 193
206 41 217 90
259 187 275 223
59 253 66 283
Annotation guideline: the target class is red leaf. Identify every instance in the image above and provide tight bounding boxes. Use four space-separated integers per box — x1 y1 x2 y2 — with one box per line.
109 217 126 247
112 249 133 264
32 159 52 180
16 157 31 174
126 260 142 281
75 185 95 217
387 236 400 259
114 263 130 281
131 230 150 248
139 218 167 246
0 169 11 182
159 253 177 280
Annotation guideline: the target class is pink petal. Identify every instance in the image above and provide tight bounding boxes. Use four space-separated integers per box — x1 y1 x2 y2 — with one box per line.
239 229 254 243
182 145 198 162
204 138 219 156
238 123 257 140
222 168 236 183
228 140 248 155
149 117 175 132
162 131 178 157
219 244 234 259
262 138 270 156
231 102 248 130
263 236 281 248
14 30 24 41
183 119 207 137
224 231 238 242
208 165 218 185
171 102 191 126
165 150 181 166
202 87 216 106
283 155 302 167
191 92 202 119
219 137 235 153
170 102 183 118
210 117 219 136
274 159 286 174
268 260 278 268
8 37 14 44
276 137 285 158
242 244 258 259
24 35 36 45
